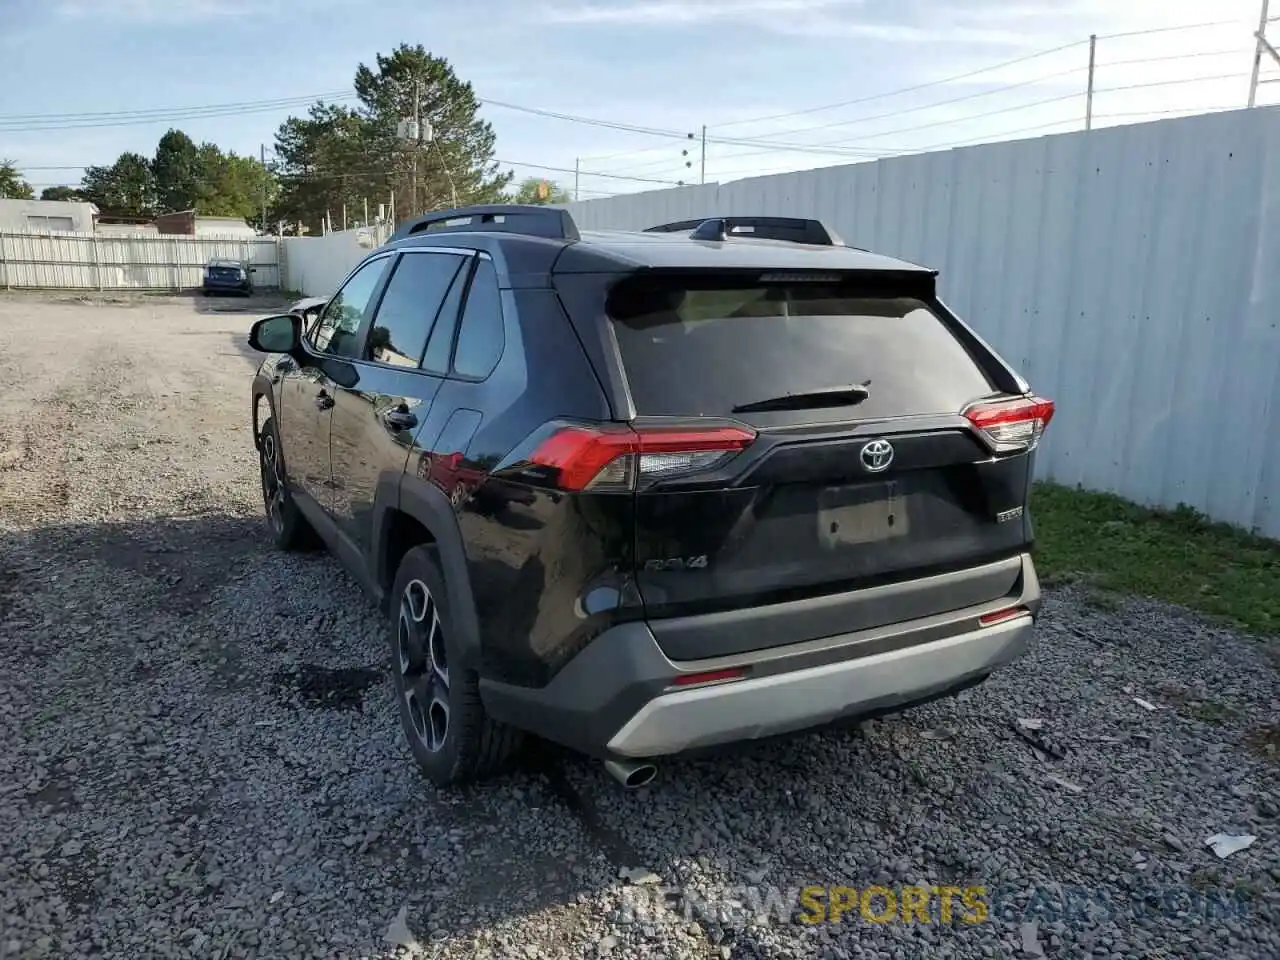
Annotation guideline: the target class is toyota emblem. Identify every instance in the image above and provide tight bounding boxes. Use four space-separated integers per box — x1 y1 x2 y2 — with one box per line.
859 439 894 472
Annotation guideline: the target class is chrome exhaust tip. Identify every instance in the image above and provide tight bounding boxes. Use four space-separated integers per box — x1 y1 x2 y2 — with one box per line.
604 758 657 788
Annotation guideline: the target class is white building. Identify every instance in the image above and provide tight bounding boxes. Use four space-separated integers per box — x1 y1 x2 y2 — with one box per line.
194 216 259 238
0 199 98 233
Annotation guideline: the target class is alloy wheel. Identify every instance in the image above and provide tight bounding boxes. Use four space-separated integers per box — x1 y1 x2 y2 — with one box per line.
398 578 449 753
258 430 285 534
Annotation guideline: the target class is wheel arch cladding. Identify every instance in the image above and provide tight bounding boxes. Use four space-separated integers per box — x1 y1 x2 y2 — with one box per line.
377 474 483 666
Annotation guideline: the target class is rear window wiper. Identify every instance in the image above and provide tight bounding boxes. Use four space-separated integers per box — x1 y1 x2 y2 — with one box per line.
731 381 871 414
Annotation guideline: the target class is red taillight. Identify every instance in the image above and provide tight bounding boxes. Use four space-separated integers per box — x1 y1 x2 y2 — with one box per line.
964 396 1055 454
979 605 1030 626
528 423 756 492
671 667 747 687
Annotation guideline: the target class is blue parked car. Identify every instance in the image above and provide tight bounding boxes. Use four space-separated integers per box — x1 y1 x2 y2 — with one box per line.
201 258 255 296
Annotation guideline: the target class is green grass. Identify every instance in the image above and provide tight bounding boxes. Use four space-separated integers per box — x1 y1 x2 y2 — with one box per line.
1030 482 1280 637
1245 725 1280 764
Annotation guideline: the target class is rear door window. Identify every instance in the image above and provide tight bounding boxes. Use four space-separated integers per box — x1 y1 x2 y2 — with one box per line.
606 276 994 422
451 258 504 380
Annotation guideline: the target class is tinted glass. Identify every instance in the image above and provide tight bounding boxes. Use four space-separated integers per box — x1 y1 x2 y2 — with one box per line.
310 257 390 358
607 278 994 421
452 259 504 379
366 253 465 368
421 260 471 374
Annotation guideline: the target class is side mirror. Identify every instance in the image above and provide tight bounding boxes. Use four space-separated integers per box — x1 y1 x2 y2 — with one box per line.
248 314 301 354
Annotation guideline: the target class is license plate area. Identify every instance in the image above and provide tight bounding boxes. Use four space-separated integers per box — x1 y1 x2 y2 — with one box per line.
818 481 908 548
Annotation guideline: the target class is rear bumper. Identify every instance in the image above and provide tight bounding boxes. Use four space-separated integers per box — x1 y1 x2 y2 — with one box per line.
203 278 250 293
481 553 1040 759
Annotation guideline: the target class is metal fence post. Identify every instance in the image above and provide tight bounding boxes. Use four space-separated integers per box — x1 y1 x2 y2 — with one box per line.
0 233 8 291
1086 34 1097 130
1249 0 1272 107
92 234 103 291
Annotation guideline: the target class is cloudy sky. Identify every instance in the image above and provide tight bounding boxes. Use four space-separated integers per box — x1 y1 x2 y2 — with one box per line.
1 0 1275 201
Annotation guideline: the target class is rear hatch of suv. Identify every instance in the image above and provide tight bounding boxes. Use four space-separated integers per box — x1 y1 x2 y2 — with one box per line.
553 263 1050 661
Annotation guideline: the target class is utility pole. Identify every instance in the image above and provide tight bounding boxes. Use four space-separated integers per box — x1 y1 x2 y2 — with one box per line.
259 144 267 234
1249 0 1276 107
411 80 421 217
700 125 707 184
1085 34 1097 130
574 158 580 201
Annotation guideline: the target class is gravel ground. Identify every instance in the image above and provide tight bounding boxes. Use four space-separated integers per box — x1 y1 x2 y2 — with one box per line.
0 291 1277 960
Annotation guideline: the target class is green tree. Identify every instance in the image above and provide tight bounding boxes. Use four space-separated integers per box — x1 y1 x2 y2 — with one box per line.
194 144 278 226
274 44 511 233
511 177 571 205
40 185 84 201
81 153 156 218
0 160 34 199
152 129 201 213
274 103 376 233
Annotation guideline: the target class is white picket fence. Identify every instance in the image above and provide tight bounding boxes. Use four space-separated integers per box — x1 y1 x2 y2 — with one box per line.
0 231 281 291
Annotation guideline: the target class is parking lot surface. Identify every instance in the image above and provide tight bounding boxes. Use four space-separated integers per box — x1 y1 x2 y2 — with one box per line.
0 292 1276 959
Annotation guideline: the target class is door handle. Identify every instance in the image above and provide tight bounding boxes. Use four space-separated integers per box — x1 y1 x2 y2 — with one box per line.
381 407 418 431
314 390 334 411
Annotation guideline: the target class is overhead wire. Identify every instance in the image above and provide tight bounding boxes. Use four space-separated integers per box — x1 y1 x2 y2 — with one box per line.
11 24 1264 195
707 38 1090 129
0 94 358 132
23 158 682 189
681 65 1254 179
1095 19 1254 41
774 70 1251 151
0 91 354 123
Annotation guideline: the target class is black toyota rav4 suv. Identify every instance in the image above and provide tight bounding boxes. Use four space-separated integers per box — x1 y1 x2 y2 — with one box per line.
247 206 1053 788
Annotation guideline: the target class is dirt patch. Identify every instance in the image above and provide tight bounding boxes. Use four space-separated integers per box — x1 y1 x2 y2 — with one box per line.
1245 725 1280 764
272 664 384 712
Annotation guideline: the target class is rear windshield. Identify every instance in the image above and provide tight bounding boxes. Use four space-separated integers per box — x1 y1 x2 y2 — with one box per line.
606 276 995 421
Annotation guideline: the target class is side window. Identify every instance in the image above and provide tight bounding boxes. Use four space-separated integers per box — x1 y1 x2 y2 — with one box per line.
365 252 465 367
421 259 472 375
309 257 390 358
452 258 504 380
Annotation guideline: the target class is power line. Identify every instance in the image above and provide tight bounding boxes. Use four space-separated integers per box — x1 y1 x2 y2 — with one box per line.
25 158 683 189
1090 70 1252 95
595 47 1257 178
477 97 691 142
595 63 1256 181
708 39 1089 130
496 158 683 185
702 63 1087 149
701 99 1250 183
0 91 353 123
1095 18 1254 41
1094 48 1253 69
804 70 1251 149
0 95 359 132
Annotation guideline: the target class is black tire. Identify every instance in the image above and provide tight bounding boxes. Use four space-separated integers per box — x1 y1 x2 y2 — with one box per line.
257 415 319 551
389 545 522 786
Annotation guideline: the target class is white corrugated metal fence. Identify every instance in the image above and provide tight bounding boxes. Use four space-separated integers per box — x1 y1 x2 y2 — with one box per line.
0 232 281 290
564 107 1280 537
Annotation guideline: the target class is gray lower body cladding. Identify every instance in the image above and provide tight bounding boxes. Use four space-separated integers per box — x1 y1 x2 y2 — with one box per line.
480 553 1041 759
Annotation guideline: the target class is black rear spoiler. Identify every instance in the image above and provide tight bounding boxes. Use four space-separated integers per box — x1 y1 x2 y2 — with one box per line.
643 216 854 247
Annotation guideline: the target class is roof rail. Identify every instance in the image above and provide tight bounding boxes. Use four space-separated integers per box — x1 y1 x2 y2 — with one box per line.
390 204 580 243
643 216 846 247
